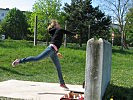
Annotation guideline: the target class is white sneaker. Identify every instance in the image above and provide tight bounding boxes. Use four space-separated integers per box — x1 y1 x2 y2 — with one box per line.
12 59 20 67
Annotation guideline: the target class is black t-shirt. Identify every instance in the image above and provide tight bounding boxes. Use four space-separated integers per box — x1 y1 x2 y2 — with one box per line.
49 28 75 49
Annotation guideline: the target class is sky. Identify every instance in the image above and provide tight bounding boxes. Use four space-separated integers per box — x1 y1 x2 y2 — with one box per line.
0 0 99 11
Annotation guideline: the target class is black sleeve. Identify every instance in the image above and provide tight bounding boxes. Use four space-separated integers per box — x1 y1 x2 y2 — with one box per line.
61 29 76 36
48 28 56 36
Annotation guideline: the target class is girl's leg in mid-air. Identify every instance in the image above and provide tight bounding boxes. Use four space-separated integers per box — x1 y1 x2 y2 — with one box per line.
12 46 68 89
12 46 54 66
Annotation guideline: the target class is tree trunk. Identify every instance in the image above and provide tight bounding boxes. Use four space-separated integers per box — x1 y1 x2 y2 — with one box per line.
46 33 49 46
121 28 128 50
121 31 124 50
123 32 129 49
79 33 82 47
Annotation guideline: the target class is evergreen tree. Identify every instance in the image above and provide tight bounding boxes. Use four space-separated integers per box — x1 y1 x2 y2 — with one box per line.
64 0 111 47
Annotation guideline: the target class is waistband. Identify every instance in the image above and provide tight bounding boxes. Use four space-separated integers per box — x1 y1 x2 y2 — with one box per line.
49 44 58 52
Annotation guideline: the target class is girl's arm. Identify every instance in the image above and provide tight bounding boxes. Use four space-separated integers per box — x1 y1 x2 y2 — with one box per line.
61 29 78 39
61 29 76 36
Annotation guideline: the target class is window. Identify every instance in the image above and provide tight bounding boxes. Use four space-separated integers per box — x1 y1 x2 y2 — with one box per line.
1 13 4 17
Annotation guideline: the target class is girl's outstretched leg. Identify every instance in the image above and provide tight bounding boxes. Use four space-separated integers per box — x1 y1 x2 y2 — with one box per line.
12 46 54 67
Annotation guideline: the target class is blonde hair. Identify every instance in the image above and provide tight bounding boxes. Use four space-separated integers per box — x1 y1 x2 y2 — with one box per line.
47 19 58 30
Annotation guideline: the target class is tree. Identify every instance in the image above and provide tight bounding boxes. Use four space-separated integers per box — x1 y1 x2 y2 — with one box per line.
1 8 29 40
0 23 4 36
23 11 33 40
64 0 111 47
29 0 62 44
125 8 133 46
99 0 132 49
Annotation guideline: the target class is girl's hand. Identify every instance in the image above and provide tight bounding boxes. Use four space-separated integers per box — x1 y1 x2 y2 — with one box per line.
57 53 63 58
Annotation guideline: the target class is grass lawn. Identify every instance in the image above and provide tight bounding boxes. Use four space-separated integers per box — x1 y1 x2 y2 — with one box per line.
0 40 133 100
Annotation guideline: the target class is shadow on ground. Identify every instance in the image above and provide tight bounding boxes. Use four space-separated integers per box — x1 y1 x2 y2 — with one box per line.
0 40 33 49
112 48 133 55
38 92 66 95
66 43 86 51
0 66 33 76
103 84 133 100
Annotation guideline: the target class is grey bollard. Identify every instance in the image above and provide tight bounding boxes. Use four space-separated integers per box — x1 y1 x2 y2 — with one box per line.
84 38 112 100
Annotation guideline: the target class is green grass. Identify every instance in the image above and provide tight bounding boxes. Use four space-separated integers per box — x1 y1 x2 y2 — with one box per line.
103 47 133 100
0 40 133 100
0 40 85 84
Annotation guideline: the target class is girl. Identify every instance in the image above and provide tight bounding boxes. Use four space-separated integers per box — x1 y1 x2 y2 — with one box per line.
12 20 76 89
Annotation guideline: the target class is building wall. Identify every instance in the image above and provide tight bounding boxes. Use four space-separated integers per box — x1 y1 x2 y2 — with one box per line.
0 8 9 22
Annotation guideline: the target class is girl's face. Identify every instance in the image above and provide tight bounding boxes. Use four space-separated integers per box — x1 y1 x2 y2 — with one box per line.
55 22 61 29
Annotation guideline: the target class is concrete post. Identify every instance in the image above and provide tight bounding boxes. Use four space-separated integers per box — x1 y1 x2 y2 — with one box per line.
84 38 112 100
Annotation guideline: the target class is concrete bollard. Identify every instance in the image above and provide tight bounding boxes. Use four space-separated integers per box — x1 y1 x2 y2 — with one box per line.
84 38 112 100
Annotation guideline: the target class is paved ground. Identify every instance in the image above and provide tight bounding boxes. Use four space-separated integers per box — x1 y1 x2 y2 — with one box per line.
0 80 84 100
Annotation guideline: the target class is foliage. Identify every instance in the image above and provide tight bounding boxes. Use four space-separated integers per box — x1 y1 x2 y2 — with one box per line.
0 24 4 35
64 0 111 47
125 8 133 46
99 0 132 49
1 8 29 40
29 0 62 41
23 11 33 40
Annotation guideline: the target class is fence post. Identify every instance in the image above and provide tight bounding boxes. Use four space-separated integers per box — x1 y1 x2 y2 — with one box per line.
34 15 38 46
64 21 67 48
